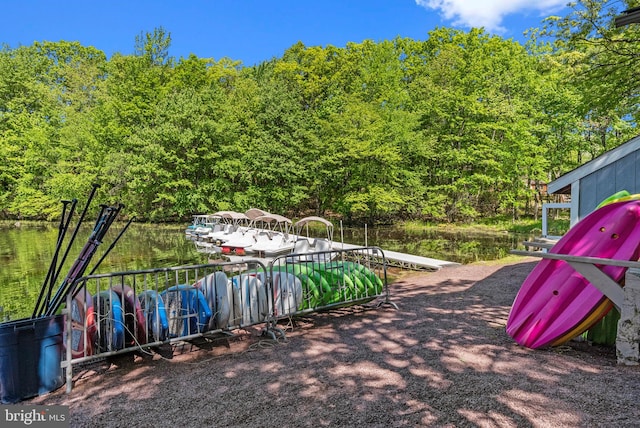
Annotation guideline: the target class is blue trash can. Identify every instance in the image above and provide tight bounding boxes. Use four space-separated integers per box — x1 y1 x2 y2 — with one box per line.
0 315 65 403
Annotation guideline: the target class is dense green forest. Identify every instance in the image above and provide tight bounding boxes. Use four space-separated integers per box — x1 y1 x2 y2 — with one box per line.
1 1 639 224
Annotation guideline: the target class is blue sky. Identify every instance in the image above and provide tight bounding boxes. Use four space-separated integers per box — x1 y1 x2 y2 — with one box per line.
1 0 569 66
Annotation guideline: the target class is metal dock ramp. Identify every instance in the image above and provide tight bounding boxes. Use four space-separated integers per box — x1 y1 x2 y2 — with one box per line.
334 243 458 271
222 242 459 271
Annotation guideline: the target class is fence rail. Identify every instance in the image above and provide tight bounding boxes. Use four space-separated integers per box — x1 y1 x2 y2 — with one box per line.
62 246 392 392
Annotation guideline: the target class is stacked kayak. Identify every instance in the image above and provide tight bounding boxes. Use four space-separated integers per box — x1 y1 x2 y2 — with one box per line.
64 260 385 357
93 290 126 352
71 285 169 354
68 287 97 359
162 285 212 337
253 270 303 317
193 272 266 329
138 290 169 342
194 272 232 330
272 261 385 311
65 284 180 355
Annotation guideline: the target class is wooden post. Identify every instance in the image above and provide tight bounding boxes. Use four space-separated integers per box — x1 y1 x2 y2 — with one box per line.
617 272 640 365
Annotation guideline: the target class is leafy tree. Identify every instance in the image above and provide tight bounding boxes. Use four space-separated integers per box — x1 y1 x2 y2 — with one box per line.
1 25 626 224
0 42 107 218
404 29 555 221
540 1 637 157
95 28 175 216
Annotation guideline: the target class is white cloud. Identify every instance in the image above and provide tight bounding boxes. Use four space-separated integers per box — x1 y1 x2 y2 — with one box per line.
415 0 567 33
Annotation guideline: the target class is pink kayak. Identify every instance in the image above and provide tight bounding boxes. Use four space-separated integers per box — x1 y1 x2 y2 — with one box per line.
506 199 640 349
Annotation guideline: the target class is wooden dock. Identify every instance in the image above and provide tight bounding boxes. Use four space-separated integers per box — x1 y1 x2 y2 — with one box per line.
522 237 559 251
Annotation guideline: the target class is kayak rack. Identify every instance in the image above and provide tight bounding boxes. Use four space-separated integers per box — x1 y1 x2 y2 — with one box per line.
61 246 394 394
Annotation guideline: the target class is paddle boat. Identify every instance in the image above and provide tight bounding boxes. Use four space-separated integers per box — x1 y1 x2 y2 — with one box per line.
287 216 335 263
200 211 254 255
247 213 295 257
188 210 339 264
185 214 222 241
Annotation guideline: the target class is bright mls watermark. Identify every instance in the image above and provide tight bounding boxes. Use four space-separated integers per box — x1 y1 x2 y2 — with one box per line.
1 405 69 427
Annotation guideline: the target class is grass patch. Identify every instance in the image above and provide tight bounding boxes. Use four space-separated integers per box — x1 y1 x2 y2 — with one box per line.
399 216 570 236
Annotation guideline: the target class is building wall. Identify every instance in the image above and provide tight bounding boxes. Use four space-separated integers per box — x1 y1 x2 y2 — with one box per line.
578 151 640 218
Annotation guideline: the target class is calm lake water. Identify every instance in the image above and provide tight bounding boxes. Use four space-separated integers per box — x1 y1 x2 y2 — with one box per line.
0 221 533 320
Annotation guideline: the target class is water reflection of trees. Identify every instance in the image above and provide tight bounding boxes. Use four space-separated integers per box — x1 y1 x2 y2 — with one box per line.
340 226 531 264
0 223 529 319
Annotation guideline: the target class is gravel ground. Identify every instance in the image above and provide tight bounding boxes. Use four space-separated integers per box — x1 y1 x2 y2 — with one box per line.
27 257 640 427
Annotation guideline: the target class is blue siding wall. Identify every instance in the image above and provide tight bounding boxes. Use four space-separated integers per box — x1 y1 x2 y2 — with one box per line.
579 173 599 217
636 151 640 189
578 151 639 219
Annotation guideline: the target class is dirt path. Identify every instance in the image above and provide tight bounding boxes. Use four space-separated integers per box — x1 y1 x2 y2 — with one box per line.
28 258 640 427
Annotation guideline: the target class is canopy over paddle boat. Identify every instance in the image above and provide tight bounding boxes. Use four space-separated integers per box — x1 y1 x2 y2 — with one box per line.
294 216 334 242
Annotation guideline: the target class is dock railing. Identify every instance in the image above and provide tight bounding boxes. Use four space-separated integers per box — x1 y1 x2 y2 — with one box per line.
61 246 392 393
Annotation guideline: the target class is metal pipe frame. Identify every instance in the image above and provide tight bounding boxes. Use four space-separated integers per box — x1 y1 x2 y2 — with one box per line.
62 247 392 394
